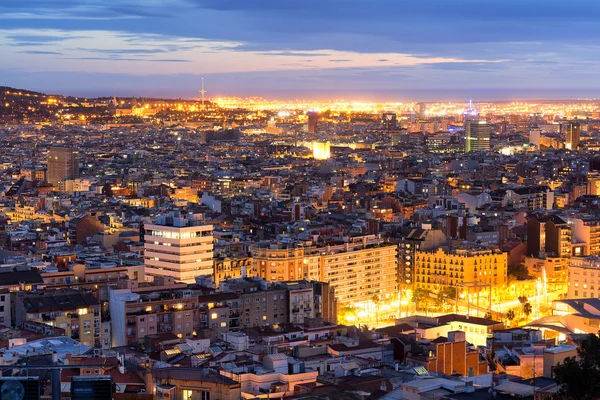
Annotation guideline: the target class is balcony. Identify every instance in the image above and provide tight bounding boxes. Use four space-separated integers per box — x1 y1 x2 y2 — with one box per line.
292 307 300 313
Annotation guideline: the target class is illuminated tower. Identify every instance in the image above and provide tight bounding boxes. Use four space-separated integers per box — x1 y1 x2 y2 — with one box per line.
464 120 491 152
416 102 426 118
199 77 207 109
564 122 580 150
307 111 319 134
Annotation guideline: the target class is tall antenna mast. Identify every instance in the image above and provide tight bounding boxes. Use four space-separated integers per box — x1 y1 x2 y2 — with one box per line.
199 78 207 109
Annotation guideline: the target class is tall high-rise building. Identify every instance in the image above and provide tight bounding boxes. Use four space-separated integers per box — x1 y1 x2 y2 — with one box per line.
564 122 581 150
416 102 427 118
464 120 491 152
143 211 214 283
47 147 79 185
307 111 319 134
381 112 397 130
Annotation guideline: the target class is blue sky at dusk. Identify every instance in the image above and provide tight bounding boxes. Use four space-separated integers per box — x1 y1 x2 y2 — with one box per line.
1 0 600 100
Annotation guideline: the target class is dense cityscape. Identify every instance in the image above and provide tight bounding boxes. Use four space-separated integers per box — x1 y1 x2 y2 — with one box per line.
0 83 600 399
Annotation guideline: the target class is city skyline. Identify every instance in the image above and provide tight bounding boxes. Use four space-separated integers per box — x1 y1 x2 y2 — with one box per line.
2 0 600 99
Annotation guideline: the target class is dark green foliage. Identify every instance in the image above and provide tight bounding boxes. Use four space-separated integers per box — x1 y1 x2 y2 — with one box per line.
553 333 600 399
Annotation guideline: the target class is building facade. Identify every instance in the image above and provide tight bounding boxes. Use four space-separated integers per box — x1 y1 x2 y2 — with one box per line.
47 147 79 185
414 247 508 290
564 121 581 150
464 120 491 152
144 212 214 283
251 235 397 307
15 290 101 347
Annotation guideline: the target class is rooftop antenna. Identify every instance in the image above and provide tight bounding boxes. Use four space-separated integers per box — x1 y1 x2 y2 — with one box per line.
199 78 207 109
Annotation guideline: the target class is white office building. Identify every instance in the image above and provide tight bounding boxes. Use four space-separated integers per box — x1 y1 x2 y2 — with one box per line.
144 211 214 283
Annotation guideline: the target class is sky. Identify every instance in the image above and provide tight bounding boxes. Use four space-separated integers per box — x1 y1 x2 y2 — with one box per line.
1 0 600 100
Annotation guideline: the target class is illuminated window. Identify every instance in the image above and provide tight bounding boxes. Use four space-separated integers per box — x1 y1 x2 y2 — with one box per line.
211 313 218 319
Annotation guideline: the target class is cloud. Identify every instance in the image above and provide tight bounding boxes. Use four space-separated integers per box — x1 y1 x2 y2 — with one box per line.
7 34 87 42
75 47 171 55
19 50 63 55
0 28 507 76
61 57 190 62
257 51 331 57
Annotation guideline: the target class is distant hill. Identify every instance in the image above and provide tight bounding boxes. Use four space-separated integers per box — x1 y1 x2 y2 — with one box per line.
0 86 51 98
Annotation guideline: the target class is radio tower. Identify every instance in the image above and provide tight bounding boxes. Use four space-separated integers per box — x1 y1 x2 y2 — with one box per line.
199 78 207 110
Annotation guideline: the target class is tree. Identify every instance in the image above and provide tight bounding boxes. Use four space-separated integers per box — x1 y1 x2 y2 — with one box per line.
509 263 531 280
506 309 515 324
440 286 457 299
412 288 430 310
372 294 381 324
523 302 533 319
484 312 493 320
553 333 600 399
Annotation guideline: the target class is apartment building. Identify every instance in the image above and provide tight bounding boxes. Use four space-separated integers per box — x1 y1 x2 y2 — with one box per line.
492 186 554 211
109 284 199 347
41 262 144 288
406 331 488 377
567 256 600 298
568 216 600 256
397 228 447 287
527 215 572 258
151 368 241 400
414 247 508 290
15 290 101 347
273 281 315 325
398 314 504 347
251 235 397 306
144 211 214 283
203 279 290 332
311 281 338 325
214 256 252 286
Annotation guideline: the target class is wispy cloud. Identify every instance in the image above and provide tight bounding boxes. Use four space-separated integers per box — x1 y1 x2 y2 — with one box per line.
0 28 507 76
19 50 63 55
61 56 190 62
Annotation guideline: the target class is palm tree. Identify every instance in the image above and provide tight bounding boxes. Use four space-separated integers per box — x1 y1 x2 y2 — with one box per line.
506 309 515 325
518 296 528 319
523 302 533 320
372 294 381 324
